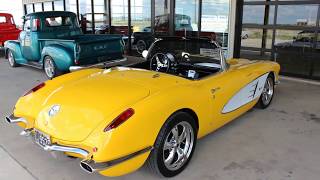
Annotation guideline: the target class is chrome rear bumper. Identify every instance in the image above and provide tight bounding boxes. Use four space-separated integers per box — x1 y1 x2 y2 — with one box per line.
44 144 89 158
69 57 127 72
5 114 89 158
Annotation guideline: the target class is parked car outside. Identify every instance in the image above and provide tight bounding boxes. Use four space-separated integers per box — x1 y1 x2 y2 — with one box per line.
4 11 125 79
0 13 21 47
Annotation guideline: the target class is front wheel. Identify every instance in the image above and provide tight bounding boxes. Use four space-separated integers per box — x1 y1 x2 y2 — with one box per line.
7 50 18 67
256 75 274 109
147 112 197 177
44 56 60 79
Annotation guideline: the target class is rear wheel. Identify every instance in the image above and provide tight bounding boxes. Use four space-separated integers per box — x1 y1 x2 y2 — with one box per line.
7 50 18 67
44 56 60 79
147 112 197 177
257 75 274 109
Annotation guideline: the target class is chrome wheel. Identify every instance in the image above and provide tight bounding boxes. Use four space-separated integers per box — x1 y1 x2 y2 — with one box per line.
162 121 194 171
136 40 147 54
8 51 15 67
44 57 55 79
261 77 274 106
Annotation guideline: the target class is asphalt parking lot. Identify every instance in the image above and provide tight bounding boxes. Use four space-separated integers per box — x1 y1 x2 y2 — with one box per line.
0 51 320 180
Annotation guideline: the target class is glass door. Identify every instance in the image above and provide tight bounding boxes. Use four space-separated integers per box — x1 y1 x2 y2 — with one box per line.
175 0 199 37
154 0 171 36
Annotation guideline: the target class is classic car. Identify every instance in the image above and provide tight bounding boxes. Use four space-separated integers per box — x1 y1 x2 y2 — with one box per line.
5 37 280 177
4 11 125 79
274 30 320 77
0 13 21 47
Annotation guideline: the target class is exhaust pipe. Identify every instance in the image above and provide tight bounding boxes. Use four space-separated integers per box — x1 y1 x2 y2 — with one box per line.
80 160 94 173
5 114 28 125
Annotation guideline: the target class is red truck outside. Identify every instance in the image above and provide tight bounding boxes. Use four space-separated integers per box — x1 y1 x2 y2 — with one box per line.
0 13 21 46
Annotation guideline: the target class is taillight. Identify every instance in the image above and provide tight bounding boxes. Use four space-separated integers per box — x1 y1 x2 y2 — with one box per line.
104 108 135 132
23 82 45 97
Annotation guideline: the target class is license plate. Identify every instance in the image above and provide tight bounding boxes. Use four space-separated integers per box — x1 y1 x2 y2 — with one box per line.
34 129 51 148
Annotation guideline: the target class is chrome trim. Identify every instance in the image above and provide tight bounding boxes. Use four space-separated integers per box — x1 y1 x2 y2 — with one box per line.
44 144 89 158
80 146 153 173
5 114 28 125
69 57 127 72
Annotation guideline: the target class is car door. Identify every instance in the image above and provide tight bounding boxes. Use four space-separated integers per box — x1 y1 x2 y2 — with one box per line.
202 63 268 129
20 17 40 61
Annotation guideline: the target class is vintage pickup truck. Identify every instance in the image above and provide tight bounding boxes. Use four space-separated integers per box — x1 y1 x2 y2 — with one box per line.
4 11 125 79
0 13 21 47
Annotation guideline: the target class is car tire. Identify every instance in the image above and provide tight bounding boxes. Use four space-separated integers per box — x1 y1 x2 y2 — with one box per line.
147 111 197 177
44 56 61 79
256 74 274 109
136 40 147 54
7 50 18 67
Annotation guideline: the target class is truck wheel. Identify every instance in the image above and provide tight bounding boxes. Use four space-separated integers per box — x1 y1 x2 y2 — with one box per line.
44 56 60 79
136 40 147 54
147 112 197 177
7 50 18 67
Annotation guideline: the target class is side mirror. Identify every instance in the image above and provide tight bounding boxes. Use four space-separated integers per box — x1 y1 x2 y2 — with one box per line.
142 50 148 59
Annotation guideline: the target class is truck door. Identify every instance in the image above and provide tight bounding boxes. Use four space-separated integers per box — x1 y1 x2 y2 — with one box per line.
19 17 40 61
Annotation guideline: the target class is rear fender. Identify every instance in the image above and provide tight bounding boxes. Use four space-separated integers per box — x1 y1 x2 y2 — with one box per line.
4 40 26 64
41 44 74 72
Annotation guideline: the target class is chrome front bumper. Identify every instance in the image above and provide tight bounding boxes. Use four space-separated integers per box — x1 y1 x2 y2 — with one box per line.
69 57 127 72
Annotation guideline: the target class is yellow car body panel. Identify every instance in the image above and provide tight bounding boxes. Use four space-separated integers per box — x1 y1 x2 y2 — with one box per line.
11 58 280 177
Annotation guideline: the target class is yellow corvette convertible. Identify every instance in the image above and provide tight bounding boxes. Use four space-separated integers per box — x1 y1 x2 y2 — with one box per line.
6 37 280 177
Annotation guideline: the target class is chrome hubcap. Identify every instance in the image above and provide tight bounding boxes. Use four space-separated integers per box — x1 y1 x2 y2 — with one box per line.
8 51 14 66
163 121 194 171
261 78 274 105
44 58 55 78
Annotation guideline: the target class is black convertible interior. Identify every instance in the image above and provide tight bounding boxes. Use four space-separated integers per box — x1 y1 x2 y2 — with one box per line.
132 37 223 80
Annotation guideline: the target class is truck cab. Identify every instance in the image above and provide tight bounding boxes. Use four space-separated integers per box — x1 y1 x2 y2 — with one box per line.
0 13 21 47
5 11 125 79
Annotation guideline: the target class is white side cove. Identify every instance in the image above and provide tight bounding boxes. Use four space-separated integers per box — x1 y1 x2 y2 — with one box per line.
222 73 269 113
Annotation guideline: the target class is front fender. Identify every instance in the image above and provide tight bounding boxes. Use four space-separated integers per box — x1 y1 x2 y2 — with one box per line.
4 40 26 64
41 45 74 72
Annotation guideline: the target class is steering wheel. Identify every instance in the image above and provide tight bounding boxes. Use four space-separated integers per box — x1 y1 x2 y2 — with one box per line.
150 53 175 72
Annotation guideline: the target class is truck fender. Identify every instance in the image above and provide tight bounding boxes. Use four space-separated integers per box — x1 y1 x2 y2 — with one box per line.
41 44 74 72
4 40 26 64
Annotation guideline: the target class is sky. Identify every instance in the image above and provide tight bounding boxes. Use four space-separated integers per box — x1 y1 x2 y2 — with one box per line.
0 0 24 25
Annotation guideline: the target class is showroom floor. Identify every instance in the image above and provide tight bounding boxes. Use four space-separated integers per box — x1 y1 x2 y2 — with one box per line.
0 52 320 180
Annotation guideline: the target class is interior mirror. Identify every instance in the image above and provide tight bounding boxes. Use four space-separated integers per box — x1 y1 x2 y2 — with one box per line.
142 50 148 59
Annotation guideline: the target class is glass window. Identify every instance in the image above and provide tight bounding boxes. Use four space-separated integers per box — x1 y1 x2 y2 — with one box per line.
23 19 31 31
274 30 315 77
201 0 229 50
277 5 318 26
34 3 43 12
44 2 53 11
26 4 34 14
243 5 265 24
79 0 92 33
313 33 320 78
93 0 107 29
0 16 6 23
54 0 64 11
175 0 199 36
154 0 170 35
131 0 151 33
45 16 73 27
110 0 129 35
241 28 263 48
66 0 77 14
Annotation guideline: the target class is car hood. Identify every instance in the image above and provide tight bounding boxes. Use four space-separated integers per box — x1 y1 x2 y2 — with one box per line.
35 67 186 142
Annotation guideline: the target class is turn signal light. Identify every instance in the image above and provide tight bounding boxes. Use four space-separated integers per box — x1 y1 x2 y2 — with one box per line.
104 108 135 132
23 82 45 97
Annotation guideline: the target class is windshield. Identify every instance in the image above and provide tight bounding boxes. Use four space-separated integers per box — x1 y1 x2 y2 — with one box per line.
150 38 221 64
